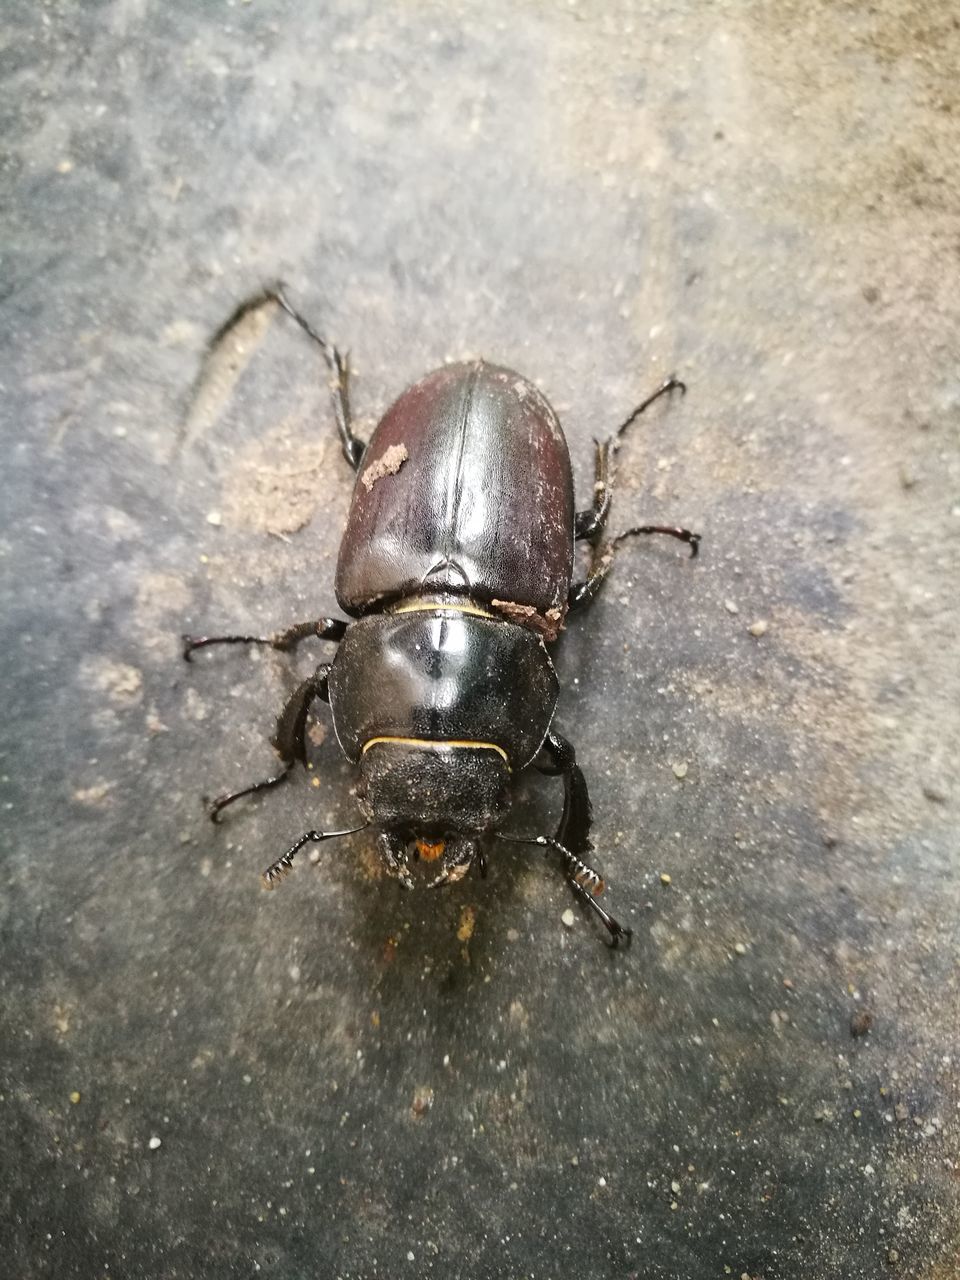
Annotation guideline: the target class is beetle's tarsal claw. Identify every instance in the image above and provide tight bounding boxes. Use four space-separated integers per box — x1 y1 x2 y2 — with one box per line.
607 923 633 950
205 795 226 824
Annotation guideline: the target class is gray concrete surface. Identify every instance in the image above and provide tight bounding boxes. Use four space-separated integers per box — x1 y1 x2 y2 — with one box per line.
2 2 959 1277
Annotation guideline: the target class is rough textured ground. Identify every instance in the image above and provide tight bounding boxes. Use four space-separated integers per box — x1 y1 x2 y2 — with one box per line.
1 2 958 1277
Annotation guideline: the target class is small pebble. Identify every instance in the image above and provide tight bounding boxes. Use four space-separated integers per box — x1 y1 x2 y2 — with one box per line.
724 599 739 615
561 908 576 929
850 1009 873 1037
659 872 672 886
734 942 747 955
747 619 768 637
148 1136 162 1150
672 761 688 779
206 511 223 527
69 1091 81 1105
922 783 947 804
411 1086 434 1117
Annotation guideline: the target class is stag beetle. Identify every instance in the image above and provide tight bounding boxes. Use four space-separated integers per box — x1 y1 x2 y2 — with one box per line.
184 290 699 945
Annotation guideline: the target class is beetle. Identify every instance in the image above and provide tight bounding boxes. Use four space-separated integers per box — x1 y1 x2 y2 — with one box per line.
184 289 699 945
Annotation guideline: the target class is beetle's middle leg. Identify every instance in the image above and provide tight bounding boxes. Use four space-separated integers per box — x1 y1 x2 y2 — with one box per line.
183 617 346 661
568 522 700 610
208 664 331 822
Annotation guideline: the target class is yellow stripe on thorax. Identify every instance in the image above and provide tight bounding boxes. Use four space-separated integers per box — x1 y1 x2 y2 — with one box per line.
392 600 493 619
361 736 510 769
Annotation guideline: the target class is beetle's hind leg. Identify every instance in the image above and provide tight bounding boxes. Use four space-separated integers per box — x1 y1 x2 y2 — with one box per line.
183 616 346 661
569 374 698 609
265 286 366 471
208 664 331 822
573 375 685 541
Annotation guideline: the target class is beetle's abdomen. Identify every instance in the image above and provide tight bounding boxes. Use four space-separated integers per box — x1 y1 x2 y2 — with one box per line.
334 362 575 623
327 607 559 771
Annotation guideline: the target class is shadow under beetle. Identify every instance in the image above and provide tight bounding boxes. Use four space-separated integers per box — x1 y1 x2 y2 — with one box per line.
184 289 699 946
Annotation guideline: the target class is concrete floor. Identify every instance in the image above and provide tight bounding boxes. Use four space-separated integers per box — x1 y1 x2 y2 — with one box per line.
2 2 959 1277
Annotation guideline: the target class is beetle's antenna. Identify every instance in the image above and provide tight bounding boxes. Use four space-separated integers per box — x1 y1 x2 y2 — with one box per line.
497 832 632 947
262 825 368 890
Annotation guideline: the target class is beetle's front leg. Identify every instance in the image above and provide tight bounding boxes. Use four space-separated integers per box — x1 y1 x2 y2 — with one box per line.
207 664 331 822
183 616 346 661
537 730 593 854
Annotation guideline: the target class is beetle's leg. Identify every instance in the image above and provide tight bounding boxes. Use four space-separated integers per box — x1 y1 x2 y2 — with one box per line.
574 437 614 542
568 523 700 611
574 376 685 541
208 665 331 822
497 832 632 947
377 832 414 890
261 824 368 889
183 617 346 661
266 286 365 471
612 374 686 446
537 731 593 855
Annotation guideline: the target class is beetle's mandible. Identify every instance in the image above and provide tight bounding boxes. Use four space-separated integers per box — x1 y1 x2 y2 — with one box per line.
183 289 700 946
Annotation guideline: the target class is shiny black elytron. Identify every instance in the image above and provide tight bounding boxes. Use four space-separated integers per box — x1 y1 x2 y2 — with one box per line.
184 290 699 946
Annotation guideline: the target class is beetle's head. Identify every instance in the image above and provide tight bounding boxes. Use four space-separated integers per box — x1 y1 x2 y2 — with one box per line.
357 741 511 833
356 741 512 886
